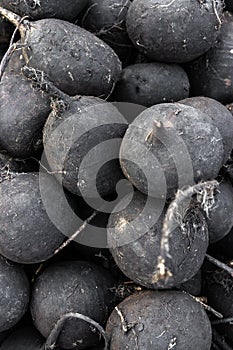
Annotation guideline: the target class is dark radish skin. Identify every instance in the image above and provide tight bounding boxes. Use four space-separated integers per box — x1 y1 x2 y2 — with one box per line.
0 172 65 264
23 66 127 197
107 191 209 289
81 0 135 66
187 19 233 104
126 0 224 63
205 265 233 344
31 261 116 349
205 179 233 243
112 63 190 106
0 52 51 158
106 290 212 350
0 255 30 332
0 326 45 350
119 102 224 199
0 0 88 21
0 7 122 97
180 97 233 163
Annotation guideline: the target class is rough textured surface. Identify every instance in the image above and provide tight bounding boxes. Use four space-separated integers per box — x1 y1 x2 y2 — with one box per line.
0 326 45 350
0 0 88 20
180 96 233 163
0 52 51 157
120 103 224 198
43 97 127 197
31 261 116 349
205 266 233 343
107 191 209 289
205 179 233 243
112 63 190 106
187 20 233 104
81 0 135 66
106 290 212 350
0 172 65 263
22 19 121 97
126 0 223 63
0 256 30 332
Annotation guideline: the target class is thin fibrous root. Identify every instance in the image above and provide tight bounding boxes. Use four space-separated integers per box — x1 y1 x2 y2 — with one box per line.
154 180 219 282
212 317 233 325
205 254 233 278
45 312 109 350
22 66 70 107
0 6 27 34
53 211 98 256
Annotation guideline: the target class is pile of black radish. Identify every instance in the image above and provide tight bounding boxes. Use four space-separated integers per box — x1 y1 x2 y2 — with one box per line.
0 1 233 349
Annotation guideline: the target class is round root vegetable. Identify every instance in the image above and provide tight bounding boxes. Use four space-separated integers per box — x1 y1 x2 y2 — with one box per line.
81 0 135 66
0 0 88 21
126 0 224 63
205 265 233 343
0 7 122 97
31 260 116 349
0 52 51 158
106 290 212 350
0 255 30 332
119 102 224 199
43 98 127 197
187 19 233 104
180 96 233 163
22 66 127 197
0 326 45 350
0 172 65 264
107 191 209 289
112 63 190 107
205 179 233 243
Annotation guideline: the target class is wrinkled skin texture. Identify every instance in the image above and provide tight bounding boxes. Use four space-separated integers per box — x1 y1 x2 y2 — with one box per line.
0 173 65 263
126 0 223 63
107 191 209 289
113 63 190 106
0 0 88 20
106 291 212 350
187 20 233 104
21 19 121 97
0 256 30 332
0 52 51 157
31 261 116 349
180 96 233 163
120 103 224 199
